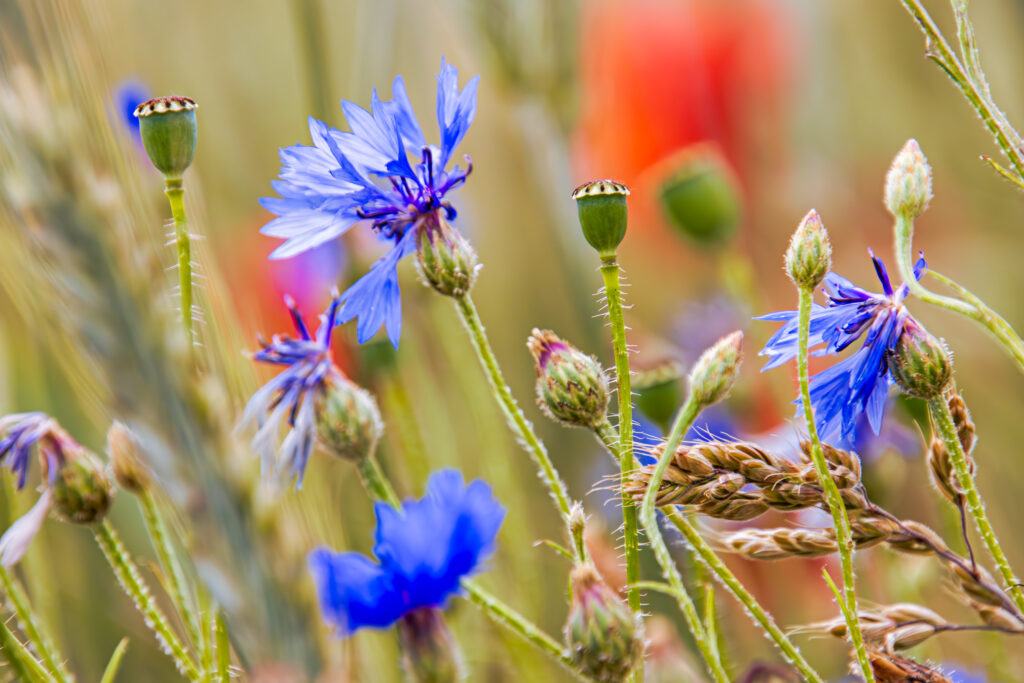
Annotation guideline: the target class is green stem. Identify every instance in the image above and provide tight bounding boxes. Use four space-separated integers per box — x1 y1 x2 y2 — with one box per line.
93 520 201 681
290 0 332 123
598 259 641 618
165 179 193 342
797 287 874 683
0 566 70 682
663 510 823 682
453 294 574 527
0 614 56 683
928 396 1024 615
639 394 728 683
215 611 231 682
356 454 400 507
99 638 130 683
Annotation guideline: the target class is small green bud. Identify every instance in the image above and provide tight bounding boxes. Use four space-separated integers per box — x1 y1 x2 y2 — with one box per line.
657 145 741 248
107 421 151 494
134 96 198 179
527 329 609 428
634 360 684 432
50 445 114 524
572 180 629 259
688 331 743 408
415 214 479 297
397 607 461 683
887 320 952 399
885 139 932 220
785 209 832 290
315 372 384 462
565 563 644 682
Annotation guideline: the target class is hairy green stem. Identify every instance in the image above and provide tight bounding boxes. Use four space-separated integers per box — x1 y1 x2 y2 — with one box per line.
928 396 1024 614
0 614 56 683
0 566 70 682
164 179 193 342
93 520 200 681
640 394 728 682
598 259 641 619
215 611 231 682
454 294 574 527
797 287 874 682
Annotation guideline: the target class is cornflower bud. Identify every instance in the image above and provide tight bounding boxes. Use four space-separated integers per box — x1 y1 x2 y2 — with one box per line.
688 331 743 409
50 442 114 524
316 372 384 463
887 319 952 399
133 96 198 179
572 180 629 260
656 144 741 248
565 563 643 682
527 329 609 428
415 213 479 298
107 421 151 493
884 139 932 220
785 209 832 290
397 607 461 683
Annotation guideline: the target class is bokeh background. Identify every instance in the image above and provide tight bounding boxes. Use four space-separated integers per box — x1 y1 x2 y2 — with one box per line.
2 0 1024 680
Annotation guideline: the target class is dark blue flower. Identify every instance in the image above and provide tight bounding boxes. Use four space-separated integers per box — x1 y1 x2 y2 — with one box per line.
240 293 342 487
260 59 479 348
309 469 504 635
113 79 150 143
757 252 927 446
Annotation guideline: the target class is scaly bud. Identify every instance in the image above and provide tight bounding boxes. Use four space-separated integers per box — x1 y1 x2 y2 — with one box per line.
656 143 741 248
527 329 609 428
887 319 952 399
688 331 743 408
134 96 198 179
565 564 643 682
396 607 461 683
107 421 151 493
785 209 832 290
415 214 479 298
50 444 114 524
633 360 684 432
884 139 932 220
315 372 384 462
572 180 629 260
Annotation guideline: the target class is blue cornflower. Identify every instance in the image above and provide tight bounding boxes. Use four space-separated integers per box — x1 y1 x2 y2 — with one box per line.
260 59 479 348
758 252 928 446
309 469 504 634
113 79 150 143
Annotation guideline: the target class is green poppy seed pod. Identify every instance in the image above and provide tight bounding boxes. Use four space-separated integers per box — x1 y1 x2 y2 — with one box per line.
527 329 609 429
565 563 644 682
50 445 114 524
315 372 384 462
656 144 741 248
884 139 932 220
572 180 629 260
397 607 461 683
688 331 743 409
415 214 479 298
107 421 151 494
887 320 952 399
634 360 684 432
785 209 832 290
134 96 198 179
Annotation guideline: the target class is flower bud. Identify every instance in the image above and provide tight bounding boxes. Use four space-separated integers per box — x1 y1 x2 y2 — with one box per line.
634 360 684 432
887 320 952 399
656 144 741 248
572 180 629 260
884 139 932 220
315 372 384 462
565 563 643 682
527 329 609 428
415 214 479 298
50 445 114 524
397 607 461 683
107 421 151 493
785 209 832 290
688 331 743 408
134 96 198 179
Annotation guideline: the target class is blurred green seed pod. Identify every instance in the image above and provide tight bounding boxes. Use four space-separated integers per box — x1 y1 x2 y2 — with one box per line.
785 209 832 290
565 563 644 682
315 372 384 462
887 321 952 399
415 214 479 298
688 331 743 409
572 179 629 260
50 446 114 524
885 139 932 220
527 329 609 429
134 96 198 179
655 144 741 248
397 607 461 683
633 360 684 432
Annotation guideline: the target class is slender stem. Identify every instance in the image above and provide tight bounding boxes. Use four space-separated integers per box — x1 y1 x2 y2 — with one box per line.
797 287 874 683
639 394 729 682
453 294 574 527
928 396 1024 615
99 638 130 683
664 510 824 682
290 0 332 123
0 566 70 682
215 611 231 682
93 520 201 681
0 615 56 683
165 179 193 342
356 454 400 507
